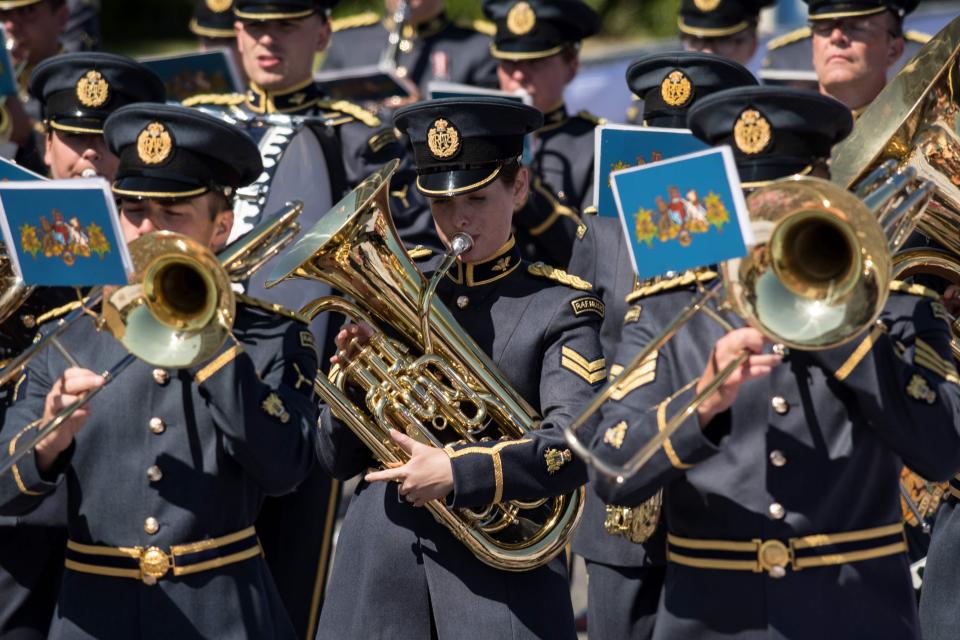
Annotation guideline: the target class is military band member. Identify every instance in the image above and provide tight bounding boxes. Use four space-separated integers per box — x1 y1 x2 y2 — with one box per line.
0 52 165 640
0 103 319 639
678 0 772 66
806 0 918 112
190 0 246 85
184 2 430 635
62 0 99 52
590 86 960 639
481 0 602 268
322 0 499 97
570 52 759 640
315 97 605 640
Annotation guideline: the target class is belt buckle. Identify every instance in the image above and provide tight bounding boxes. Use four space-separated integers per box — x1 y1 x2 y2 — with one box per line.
139 546 173 586
757 539 791 579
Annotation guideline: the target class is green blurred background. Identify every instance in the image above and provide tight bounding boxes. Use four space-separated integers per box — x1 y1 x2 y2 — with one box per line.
102 0 681 56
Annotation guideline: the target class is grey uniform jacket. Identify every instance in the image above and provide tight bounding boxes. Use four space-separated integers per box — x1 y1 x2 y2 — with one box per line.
0 299 319 640
591 274 960 640
315 240 605 640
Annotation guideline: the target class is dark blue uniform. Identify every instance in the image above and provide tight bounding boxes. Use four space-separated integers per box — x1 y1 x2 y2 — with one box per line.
591 273 960 639
316 240 605 640
920 473 960 638
0 296 319 639
323 10 499 96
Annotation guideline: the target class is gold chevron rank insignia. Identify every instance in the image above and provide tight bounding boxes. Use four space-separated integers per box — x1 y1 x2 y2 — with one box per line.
914 339 960 384
608 350 658 400
561 346 606 384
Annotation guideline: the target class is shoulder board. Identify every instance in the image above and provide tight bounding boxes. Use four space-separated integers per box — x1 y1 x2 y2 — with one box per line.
368 129 398 153
407 245 433 260
181 92 246 108
454 18 495 36
331 11 381 32
236 294 308 324
905 30 931 44
626 269 718 303
35 298 87 326
320 99 381 128
766 26 811 50
528 262 592 291
889 279 939 300
576 110 606 126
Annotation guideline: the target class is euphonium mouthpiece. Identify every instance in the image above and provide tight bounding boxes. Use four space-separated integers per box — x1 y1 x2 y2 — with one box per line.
81 169 97 178
450 233 473 257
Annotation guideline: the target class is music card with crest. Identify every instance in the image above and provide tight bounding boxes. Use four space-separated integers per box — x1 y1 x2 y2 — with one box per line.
0 178 132 286
611 146 753 280
593 124 708 218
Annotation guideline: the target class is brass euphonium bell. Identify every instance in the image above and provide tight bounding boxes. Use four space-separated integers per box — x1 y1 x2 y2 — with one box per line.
267 160 584 572
0 244 33 325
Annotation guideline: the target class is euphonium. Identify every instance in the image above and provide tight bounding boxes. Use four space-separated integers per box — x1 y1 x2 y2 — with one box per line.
0 244 33 325
266 161 584 572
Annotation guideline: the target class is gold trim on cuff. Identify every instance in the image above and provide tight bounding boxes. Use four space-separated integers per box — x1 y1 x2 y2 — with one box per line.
195 345 244 384
656 380 698 470
835 325 884 381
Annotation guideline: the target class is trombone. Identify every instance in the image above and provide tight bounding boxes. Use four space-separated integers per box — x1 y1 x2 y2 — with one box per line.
561 164 933 484
0 202 302 478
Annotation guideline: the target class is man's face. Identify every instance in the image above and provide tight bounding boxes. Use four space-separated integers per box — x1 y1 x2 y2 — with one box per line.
811 13 903 93
497 53 578 113
44 131 119 181
682 30 758 66
235 15 329 90
428 167 528 263
119 193 233 250
0 0 68 66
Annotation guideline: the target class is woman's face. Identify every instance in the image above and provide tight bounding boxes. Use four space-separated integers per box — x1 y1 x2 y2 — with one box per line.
428 167 529 263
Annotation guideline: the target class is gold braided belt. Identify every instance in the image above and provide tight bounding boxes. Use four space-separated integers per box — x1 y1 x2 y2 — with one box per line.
65 526 262 586
667 522 907 579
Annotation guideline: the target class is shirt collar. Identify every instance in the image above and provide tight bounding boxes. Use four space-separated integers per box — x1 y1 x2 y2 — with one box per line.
446 236 521 287
245 77 322 115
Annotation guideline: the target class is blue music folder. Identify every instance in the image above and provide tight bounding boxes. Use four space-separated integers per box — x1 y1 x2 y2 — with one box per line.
593 124 709 218
611 146 753 280
0 179 132 286
0 156 45 182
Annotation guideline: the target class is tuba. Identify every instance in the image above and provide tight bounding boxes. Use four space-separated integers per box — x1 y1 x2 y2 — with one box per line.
266 161 584 572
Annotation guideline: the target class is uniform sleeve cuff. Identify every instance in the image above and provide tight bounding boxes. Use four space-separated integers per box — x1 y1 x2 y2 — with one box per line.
5 425 65 497
447 448 496 508
655 382 720 469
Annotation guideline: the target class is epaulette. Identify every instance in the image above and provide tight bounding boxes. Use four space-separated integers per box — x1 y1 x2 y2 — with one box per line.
905 30 931 44
368 129 398 153
181 92 246 108
407 245 433 260
35 298 87 326
459 18 496 36
766 26 811 50
236 294 308 324
576 110 607 126
331 11 380 32
626 269 718 303
320 99 381 128
528 262 593 291
890 279 939 301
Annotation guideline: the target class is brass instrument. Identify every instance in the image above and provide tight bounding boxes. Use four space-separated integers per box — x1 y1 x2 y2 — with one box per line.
0 246 32 325
266 161 584 572
0 202 303 478
561 166 932 483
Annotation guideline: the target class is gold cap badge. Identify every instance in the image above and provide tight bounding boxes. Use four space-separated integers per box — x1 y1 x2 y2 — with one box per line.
660 70 693 108
136 122 173 165
76 70 109 109
733 109 772 155
206 0 232 12
694 0 722 11
427 118 461 160
506 1 536 35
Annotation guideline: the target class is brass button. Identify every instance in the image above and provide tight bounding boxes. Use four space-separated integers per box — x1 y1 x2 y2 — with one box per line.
456 296 469 309
146 465 163 483
144 517 160 535
399 39 412 53
769 450 787 467
21 315 35 329
152 369 170 385
396 66 408 78
768 502 786 520
772 343 787 357
148 417 166 435
557 190 567 202
771 396 789 415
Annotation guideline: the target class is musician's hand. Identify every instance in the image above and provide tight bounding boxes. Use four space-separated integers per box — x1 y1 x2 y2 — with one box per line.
943 285 960 317
364 429 454 507
330 323 373 367
696 328 781 427
35 368 104 473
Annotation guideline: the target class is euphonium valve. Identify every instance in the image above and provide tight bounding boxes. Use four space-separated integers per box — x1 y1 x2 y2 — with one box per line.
266 160 584 571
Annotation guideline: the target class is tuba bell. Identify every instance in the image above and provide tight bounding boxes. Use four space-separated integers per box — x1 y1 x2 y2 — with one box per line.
266 160 584 572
